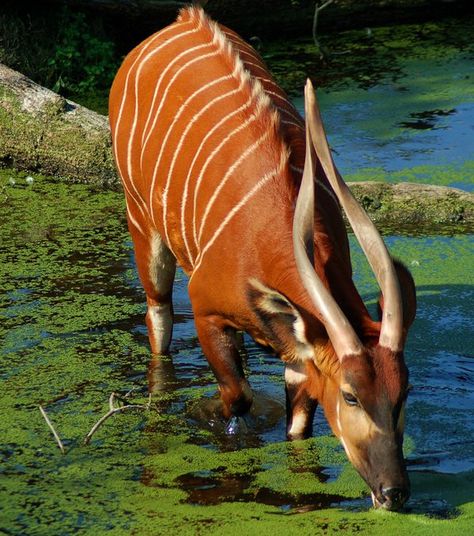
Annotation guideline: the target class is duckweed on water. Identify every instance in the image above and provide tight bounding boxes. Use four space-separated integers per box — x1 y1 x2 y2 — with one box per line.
282 18 474 190
1 166 473 534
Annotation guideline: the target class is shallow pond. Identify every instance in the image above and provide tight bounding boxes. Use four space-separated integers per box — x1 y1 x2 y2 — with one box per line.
267 16 474 192
1 15 474 536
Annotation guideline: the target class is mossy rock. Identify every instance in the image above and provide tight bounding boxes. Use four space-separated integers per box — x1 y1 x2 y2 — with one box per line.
349 181 474 233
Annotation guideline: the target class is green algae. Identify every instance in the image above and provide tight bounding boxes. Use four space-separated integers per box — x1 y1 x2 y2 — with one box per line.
347 181 474 234
345 161 474 188
264 17 474 95
269 17 474 199
1 167 474 536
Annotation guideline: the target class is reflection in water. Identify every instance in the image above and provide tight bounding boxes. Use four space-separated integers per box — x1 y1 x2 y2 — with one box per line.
147 355 179 394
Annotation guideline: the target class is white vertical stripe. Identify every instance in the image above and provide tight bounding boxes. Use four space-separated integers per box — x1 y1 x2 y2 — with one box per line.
149 48 221 234
238 59 265 72
220 59 304 127
281 119 305 130
190 159 285 282
191 107 261 249
126 203 146 236
263 89 303 124
181 85 251 264
127 24 204 192
140 37 209 164
113 22 189 219
197 129 270 242
151 75 239 267
224 35 260 57
157 74 233 265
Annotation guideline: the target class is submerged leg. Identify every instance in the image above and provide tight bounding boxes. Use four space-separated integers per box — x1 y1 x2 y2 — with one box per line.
194 315 253 420
285 361 318 440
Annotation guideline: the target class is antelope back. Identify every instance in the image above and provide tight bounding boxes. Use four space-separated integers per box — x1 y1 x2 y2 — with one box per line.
109 6 305 275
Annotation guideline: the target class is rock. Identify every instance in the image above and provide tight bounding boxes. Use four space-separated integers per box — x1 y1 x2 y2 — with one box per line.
348 181 474 233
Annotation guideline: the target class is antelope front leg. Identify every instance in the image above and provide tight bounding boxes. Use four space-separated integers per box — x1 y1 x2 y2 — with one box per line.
195 315 253 420
285 361 318 440
128 222 176 355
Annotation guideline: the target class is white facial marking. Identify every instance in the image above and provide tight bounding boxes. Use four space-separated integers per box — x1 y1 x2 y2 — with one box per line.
336 398 353 461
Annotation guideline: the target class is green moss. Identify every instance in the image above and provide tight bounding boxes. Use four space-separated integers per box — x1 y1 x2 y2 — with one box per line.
346 162 474 189
0 86 116 185
346 179 474 234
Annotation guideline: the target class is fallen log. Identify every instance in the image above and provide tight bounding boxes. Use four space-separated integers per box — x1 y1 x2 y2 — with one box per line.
0 63 116 186
1 63 472 232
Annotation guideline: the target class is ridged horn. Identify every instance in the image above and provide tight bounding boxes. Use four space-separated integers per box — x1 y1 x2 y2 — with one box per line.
293 82 364 360
304 79 403 352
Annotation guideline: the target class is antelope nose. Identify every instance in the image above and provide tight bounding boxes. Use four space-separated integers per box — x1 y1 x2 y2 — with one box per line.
381 487 409 511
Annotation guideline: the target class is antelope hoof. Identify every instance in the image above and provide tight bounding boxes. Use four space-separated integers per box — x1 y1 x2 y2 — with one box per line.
225 415 248 436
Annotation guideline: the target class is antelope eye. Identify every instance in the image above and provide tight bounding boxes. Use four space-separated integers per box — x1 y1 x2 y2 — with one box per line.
342 391 359 407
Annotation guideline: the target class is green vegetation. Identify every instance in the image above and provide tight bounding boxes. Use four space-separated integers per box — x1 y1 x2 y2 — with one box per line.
0 7 118 113
48 11 117 97
264 17 474 94
1 7 473 534
1 170 473 534
0 82 116 184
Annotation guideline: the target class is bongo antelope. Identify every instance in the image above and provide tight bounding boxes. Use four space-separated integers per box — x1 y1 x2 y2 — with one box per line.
109 7 416 511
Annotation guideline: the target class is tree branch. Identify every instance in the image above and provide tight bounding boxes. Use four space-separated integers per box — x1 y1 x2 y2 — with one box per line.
312 0 335 59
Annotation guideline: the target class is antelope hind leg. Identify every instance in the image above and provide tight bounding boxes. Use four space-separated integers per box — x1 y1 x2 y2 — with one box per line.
128 220 176 355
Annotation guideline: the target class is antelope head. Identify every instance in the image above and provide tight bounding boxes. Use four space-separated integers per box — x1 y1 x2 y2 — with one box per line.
292 80 416 510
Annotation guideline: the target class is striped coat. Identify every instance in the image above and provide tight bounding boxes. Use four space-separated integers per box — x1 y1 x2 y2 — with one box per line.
109 3 354 418
109 6 342 278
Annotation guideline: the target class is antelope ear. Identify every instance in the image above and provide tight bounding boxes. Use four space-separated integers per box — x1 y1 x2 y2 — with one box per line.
247 279 314 362
378 259 416 333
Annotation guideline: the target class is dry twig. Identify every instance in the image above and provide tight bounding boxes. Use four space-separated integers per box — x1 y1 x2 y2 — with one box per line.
84 393 152 445
39 405 66 454
312 0 335 59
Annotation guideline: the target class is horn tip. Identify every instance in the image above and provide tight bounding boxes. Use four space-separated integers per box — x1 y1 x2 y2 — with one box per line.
304 78 316 105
